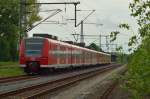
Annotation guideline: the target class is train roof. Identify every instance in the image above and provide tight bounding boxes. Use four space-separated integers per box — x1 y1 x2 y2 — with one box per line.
25 37 110 56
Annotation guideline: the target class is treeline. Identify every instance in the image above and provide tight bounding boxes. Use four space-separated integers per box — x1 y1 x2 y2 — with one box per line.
108 0 150 98
0 0 40 61
0 0 19 61
87 43 103 52
122 0 150 98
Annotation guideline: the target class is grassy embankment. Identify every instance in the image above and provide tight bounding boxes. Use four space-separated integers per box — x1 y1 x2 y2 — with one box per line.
0 62 25 77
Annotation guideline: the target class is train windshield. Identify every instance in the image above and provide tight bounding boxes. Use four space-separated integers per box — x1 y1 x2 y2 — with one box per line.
25 38 44 56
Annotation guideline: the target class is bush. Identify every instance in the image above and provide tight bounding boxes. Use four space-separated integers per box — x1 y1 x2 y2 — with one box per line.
0 37 18 61
0 38 10 61
124 37 150 98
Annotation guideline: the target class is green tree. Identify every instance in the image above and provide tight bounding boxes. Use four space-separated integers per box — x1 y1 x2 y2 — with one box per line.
0 38 10 61
122 0 150 98
87 43 102 51
0 0 41 61
25 0 41 32
108 0 150 98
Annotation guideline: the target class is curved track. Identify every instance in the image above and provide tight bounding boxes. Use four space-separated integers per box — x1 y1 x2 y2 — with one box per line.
0 64 121 99
0 75 40 84
100 66 127 99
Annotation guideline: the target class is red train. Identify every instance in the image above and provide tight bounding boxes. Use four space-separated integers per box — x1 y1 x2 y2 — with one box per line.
19 36 111 74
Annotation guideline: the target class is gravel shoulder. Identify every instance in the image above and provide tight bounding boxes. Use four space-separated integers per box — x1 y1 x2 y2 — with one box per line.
107 82 131 99
47 65 127 99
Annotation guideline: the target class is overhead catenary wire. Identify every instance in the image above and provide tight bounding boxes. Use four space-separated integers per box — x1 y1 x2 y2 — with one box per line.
39 9 62 12
76 10 95 27
26 9 62 32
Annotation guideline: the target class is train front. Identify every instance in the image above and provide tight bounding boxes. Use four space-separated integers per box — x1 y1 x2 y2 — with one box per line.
19 37 49 74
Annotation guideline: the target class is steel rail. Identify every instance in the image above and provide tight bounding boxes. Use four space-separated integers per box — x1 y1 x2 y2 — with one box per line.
0 64 120 99
0 75 40 84
100 82 118 99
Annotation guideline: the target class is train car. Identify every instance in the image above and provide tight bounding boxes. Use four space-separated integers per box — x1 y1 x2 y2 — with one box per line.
19 37 111 74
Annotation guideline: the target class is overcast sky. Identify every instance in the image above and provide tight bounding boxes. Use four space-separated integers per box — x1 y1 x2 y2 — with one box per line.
28 0 138 53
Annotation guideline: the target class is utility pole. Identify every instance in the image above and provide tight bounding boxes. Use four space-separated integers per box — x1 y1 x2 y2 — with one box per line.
106 35 109 52
99 35 101 49
83 34 110 52
80 21 84 43
99 35 109 52
75 10 95 43
20 0 27 41
74 3 78 27
108 44 117 53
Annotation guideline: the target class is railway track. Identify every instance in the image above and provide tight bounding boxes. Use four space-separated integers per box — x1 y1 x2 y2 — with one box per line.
0 75 40 84
0 64 120 99
100 66 127 99
100 81 118 99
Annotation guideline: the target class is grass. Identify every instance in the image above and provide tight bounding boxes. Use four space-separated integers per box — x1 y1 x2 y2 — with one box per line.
0 62 18 66
0 62 25 77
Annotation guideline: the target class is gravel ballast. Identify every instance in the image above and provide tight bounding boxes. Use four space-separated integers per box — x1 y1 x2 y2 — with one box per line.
45 65 127 99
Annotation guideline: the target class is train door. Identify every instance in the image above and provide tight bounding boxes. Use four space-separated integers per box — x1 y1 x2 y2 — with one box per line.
79 49 82 66
76 48 78 66
56 44 60 65
92 52 94 65
74 48 77 66
62 46 66 65
83 50 85 65
49 42 56 65
59 45 64 65
72 47 77 66
66 47 68 65
68 46 72 65
81 50 84 65
78 49 81 66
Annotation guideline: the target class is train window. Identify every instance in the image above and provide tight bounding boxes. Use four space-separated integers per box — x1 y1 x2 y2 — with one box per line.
26 44 42 50
25 38 44 56
25 50 41 56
